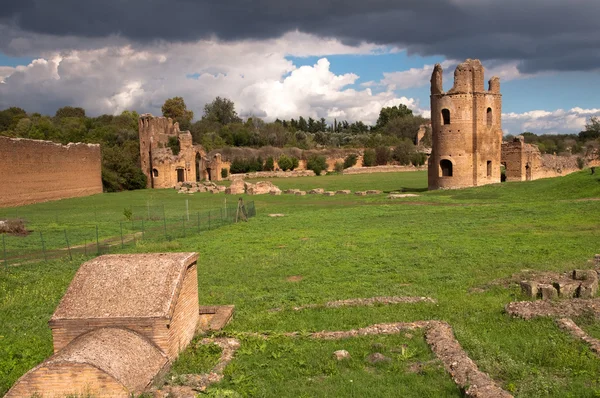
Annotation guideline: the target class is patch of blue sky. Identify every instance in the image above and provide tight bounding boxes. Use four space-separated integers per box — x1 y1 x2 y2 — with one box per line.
286 50 445 87
0 53 35 67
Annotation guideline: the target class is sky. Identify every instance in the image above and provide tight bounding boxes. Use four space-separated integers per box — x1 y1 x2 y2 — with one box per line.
0 0 599 135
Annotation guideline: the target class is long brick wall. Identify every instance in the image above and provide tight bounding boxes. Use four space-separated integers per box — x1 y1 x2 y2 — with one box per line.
0 136 102 208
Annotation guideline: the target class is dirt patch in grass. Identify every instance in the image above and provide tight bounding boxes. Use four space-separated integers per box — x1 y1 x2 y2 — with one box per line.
286 275 303 282
0 219 31 236
293 296 436 311
505 298 600 320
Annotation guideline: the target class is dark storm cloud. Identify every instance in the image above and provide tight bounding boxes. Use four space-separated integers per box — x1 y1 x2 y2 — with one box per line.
1 0 599 73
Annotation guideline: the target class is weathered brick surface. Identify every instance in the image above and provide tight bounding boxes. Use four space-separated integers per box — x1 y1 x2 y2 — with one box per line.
0 136 102 208
428 59 503 190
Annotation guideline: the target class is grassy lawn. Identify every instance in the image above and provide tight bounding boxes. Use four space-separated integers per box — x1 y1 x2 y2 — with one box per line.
2 170 600 396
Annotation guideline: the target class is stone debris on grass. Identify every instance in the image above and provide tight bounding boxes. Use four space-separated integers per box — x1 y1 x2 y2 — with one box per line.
323 191 336 196
245 321 511 397
295 190 307 196
355 191 367 196
425 321 513 398
556 318 600 356
333 350 351 360
365 352 391 364
366 190 382 195
153 338 240 397
283 189 300 194
245 181 280 195
388 193 420 199
336 190 351 195
292 296 437 311
505 298 600 320
519 269 598 300
268 214 285 217
308 188 324 194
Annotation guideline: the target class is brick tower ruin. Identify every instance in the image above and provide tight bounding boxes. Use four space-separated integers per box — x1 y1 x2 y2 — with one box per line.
428 59 503 190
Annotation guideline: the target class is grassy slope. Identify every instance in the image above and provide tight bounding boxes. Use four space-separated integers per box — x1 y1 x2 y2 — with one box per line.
1 170 600 396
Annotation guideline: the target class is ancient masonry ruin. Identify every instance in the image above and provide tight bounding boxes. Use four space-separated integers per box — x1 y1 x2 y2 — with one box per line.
0 136 102 207
7 253 233 397
139 114 223 188
428 59 503 190
501 135 582 181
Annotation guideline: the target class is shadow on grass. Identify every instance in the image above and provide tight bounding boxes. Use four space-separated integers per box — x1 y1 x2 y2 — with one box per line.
384 187 429 193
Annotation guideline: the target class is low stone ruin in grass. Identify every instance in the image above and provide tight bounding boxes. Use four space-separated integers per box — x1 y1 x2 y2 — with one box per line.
176 181 225 194
520 269 598 300
0 218 30 236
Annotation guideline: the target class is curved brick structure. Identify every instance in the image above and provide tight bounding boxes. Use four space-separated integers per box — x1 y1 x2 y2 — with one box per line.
428 59 503 190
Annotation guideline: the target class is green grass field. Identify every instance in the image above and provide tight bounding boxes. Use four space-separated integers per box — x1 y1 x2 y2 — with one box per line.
2 170 600 396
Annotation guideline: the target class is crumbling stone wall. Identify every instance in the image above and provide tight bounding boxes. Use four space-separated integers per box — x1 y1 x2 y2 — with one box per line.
428 59 503 190
0 136 102 208
501 136 581 181
139 114 222 188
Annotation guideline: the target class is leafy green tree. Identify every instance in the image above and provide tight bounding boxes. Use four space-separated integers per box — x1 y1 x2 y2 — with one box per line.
264 156 275 171
162 97 194 124
278 154 293 171
362 148 376 167
375 146 391 165
343 154 358 169
393 139 416 165
306 155 328 176
202 97 241 125
55 106 86 119
375 104 413 130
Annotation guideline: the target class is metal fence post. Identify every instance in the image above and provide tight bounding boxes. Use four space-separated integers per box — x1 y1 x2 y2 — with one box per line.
120 222 124 248
163 216 168 239
182 216 186 238
64 229 72 261
2 234 7 268
95 225 100 255
40 231 47 262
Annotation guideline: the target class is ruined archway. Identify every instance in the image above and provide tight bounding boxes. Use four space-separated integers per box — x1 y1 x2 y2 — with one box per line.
176 168 185 183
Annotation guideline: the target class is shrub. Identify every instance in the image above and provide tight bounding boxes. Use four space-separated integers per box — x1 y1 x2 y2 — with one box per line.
393 139 416 165
375 146 391 165
343 154 358 169
221 168 229 178
306 155 328 176
167 136 181 155
334 161 344 173
264 156 275 171
230 157 263 173
411 152 427 166
577 157 585 170
362 149 376 167
291 157 300 170
278 155 293 171
0 219 29 236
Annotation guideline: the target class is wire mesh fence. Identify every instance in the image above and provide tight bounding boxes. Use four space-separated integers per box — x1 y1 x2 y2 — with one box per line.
1 200 256 268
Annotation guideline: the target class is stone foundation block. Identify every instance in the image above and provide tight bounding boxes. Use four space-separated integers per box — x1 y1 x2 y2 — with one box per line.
539 284 558 300
355 191 367 196
295 191 306 196
578 279 599 298
573 269 598 282
553 281 579 298
336 190 351 195
519 281 539 298
366 190 382 194
308 188 324 194
323 191 336 196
